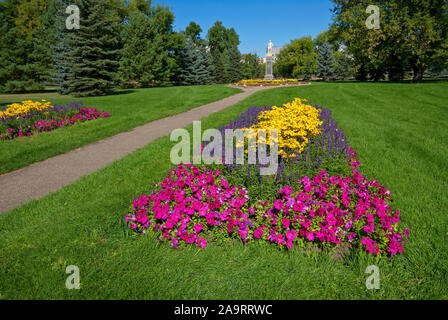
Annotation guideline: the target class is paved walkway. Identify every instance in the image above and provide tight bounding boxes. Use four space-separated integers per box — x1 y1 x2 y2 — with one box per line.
0 86 271 214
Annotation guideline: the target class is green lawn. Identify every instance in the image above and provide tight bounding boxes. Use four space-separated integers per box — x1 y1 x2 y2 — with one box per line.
0 85 241 174
0 81 447 299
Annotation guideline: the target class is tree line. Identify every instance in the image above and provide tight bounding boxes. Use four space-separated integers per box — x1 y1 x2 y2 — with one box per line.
0 0 261 96
275 0 448 82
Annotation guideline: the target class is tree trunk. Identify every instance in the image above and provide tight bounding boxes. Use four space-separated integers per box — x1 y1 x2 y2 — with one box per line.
412 64 425 82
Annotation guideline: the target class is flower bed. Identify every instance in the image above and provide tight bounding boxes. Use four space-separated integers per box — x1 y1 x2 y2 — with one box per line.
0 100 110 140
234 79 311 87
125 97 409 257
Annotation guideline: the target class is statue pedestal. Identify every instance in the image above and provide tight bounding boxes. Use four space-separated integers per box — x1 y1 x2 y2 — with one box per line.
264 56 274 80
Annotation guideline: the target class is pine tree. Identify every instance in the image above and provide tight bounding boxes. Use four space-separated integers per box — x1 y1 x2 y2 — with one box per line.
28 0 58 87
119 6 180 88
53 0 76 94
177 39 214 85
317 41 335 81
211 51 226 84
0 0 53 93
177 39 198 85
62 0 120 96
226 45 242 83
333 49 353 80
198 45 214 84
118 10 153 88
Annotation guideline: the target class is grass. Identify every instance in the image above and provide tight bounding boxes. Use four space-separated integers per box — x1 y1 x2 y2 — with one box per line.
0 81 447 299
0 85 241 174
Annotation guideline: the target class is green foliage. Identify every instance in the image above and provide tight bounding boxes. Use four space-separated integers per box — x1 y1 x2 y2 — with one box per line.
207 21 242 83
177 39 214 86
52 0 74 94
331 0 448 82
274 36 317 80
317 41 335 81
185 21 202 43
333 49 354 80
0 0 55 93
118 6 182 88
61 0 120 97
207 20 240 53
226 46 243 83
13 0 49 39
242 53 264 79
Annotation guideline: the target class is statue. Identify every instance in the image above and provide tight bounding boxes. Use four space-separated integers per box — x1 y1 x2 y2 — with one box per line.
267 40 273 57
265 40 274 80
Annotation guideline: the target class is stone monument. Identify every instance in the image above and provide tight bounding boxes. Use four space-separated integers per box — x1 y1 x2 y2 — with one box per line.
264 40 274 80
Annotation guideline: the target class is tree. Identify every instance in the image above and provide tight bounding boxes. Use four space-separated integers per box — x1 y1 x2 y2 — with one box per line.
226 45 242 82
62 0 121 96
52 0 74 94
206 21 242 83
242 53 263 79
185 21 202 43
331 0 448 82
317 41 335 81
333 48 354 80
211 50 228 84
177 38 213 85
274 36 317 80
0 0 51 93
207 21 240 53
14 0 49 39
118 5 182 88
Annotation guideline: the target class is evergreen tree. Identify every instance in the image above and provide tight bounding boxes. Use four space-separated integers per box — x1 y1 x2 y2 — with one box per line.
202 46 215 84
333 48 353 80
242 53 263 79
178 39 213 85
195 44 214 84
185 21 202 43
63 0 121 96
207 21 241 83
211 51 226 84
226 45 242 83
118 6 181 88
52 0 74 94
0 0 54 93
28 0 58 86
317 41 335 81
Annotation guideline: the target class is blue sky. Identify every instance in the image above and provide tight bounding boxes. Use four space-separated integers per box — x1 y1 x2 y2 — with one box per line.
158 0 334 57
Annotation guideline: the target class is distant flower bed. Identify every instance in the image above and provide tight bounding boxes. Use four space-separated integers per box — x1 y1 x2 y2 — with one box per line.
0 100 110 140
234 79 311 87
125 97 409 257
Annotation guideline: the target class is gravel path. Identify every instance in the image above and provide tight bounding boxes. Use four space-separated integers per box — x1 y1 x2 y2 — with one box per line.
0 86 272 214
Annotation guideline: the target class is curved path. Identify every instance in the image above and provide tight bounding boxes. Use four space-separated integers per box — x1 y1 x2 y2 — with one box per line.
0 86 275 214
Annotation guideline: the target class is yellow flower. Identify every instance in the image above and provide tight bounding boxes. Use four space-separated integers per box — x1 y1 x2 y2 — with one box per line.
241 98 322 160
0 100 53 119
